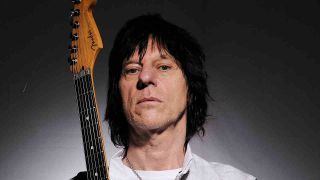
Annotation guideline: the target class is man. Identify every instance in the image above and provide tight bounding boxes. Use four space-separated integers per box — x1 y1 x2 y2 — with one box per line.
74 14 256 180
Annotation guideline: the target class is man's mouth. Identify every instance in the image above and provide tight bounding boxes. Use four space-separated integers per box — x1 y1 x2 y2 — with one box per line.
137 97 162 104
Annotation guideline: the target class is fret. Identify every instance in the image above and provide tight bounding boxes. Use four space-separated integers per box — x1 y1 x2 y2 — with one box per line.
80 122 98 135
87 166 107 180
75 75 97 115
80 123 98 141
85 152 102 167
86 151 105 164
75 76 90 94
80 117 100 144
77 90 94 97
83 137 102 151
83 126 100 153
78 94 93 112
80 121 99 132
85 138 102 150
76 86 94 96
79 106 97 115
84 136 105 170
79 108 97 119
83 137 103 149
86 152 106 179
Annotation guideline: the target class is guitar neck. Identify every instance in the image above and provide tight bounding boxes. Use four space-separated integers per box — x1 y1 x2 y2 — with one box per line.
74 69 109 180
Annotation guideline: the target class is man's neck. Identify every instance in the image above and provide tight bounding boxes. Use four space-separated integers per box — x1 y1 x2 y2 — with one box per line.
123 115 187 171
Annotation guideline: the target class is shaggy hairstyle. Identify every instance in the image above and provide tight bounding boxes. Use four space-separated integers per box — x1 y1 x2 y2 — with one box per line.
105 14 209 150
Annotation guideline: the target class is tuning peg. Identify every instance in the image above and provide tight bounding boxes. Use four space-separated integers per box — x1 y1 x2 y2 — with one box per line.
70 33 79 41
68 57 78 65
72 0 81 4
68 45 78 53
70 9 80 17
71 21 80 28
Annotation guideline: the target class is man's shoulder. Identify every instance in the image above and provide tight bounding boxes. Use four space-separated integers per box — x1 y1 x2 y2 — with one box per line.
190 153 256 180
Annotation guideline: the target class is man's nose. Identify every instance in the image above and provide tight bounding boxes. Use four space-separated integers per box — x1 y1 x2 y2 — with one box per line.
137 68 157 89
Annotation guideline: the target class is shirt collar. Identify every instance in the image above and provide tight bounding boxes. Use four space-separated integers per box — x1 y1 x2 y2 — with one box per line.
111 144 194 176
178 144 193 176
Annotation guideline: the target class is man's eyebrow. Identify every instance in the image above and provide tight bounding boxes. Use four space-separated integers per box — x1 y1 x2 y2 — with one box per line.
122 60 142 67
159 52 177 62
122 52 174 67
160 53 170 59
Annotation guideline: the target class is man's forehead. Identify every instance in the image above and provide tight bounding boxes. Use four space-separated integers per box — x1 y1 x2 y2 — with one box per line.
126 46 174 64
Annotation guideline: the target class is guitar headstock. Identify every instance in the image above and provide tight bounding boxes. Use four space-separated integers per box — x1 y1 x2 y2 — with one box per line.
68 0 103 74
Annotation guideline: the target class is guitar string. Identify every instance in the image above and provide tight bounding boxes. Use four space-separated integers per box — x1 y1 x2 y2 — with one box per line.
81 71 95 180
80 73 94 179
86 73 98 180
91 75 108 179
74 73 90 178
74 70 95 179
85 72 100 180
77 77 89 179
86 74 104 179
76 77 92 179
92 75 106 179
81 72 91 179
87 74 104 179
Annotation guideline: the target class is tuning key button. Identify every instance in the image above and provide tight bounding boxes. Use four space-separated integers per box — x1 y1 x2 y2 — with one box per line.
72 59 78 65
70 9 80 17
72 58 78 65
70 33 79 41
68 45 78 53
71 45 78 53
72 0 81 4
68 57 78 65
72 21 80 28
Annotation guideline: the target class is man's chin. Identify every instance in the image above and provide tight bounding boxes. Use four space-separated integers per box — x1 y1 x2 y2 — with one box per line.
132 117 175 132
134 108 162 118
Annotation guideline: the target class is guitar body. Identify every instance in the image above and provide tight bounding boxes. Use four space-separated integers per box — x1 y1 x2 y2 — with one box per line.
68 0 109 179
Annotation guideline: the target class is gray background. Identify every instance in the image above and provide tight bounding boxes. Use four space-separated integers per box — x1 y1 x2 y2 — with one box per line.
0 0 319 179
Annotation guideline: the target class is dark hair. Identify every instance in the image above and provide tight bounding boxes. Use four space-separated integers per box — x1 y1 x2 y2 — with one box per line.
105 14 209 150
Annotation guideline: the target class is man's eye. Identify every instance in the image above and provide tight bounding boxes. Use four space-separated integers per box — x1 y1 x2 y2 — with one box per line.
124 68 139 75
159 65 171 71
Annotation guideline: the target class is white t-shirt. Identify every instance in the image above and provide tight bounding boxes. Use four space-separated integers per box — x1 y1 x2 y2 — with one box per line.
110 156 182 180
109 145 256 180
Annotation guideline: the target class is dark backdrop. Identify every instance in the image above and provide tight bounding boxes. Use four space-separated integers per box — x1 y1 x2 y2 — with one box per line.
0 0 319 179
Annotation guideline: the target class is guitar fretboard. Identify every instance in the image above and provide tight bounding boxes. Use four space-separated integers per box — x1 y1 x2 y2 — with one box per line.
74 69 109 180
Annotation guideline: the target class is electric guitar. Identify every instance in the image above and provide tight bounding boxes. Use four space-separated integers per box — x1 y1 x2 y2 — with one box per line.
68 0 109 179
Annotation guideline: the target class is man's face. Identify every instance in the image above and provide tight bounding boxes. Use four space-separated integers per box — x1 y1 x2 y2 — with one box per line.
119 40 188 132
